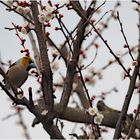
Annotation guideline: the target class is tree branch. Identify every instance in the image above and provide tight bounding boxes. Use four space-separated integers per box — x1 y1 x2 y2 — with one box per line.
0 70 64 139
117 11 134 60
35 99 139 139
30 1 54 112
0 1 34 24
113 51 140 138
59 0 94 113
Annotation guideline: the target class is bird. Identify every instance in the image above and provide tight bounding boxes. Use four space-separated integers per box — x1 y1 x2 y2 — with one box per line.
4 56 36 89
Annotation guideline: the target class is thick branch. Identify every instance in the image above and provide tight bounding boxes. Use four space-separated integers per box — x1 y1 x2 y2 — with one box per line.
35 100 138 139
0 75 64 139
30 1 54 112
65 4 137 138
70 1 130 77
59 0 94 113
114 51 140 138
70 1 86 17
74 79 91 109
28 31 41 74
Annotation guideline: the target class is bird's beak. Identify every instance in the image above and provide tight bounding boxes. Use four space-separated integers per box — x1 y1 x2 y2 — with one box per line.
29 62 36 69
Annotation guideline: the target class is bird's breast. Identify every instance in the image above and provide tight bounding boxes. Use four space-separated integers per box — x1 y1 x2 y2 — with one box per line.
6 66 28 88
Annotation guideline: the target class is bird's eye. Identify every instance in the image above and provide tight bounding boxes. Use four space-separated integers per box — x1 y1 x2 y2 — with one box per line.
29 60 33 64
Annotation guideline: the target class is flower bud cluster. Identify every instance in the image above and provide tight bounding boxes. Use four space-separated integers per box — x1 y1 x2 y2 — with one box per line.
38 4 54 23
87 107 104 125
7 0 31 15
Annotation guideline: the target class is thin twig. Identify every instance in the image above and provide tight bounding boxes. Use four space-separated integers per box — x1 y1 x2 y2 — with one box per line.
117 11 134 61
113 9 140 139
16 107 31 139
85 1 120 51
95 10 111 26
127 104 140 139
71 4 130 78
81 47 98 71
0 1 34 25
132 0 140 6
101 45 138 71
28 87 34 106
0 82 16 102
56 12 93 107
59 1 93 114
84 10 110 39
113 51 140 138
